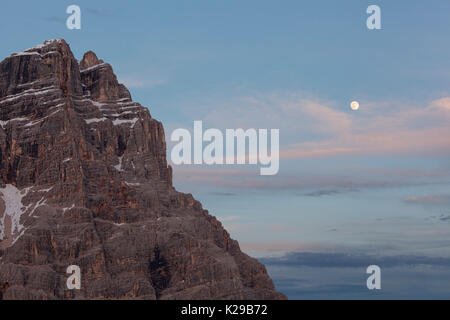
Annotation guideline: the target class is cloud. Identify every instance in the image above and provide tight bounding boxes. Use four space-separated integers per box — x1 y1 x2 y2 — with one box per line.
268 224 296 232
208 191 237 196
172 166 450 192
283 96 450 159
217 215 239 222
263 251 450 299
180 91 450 159
302 188 357 197
404 194 450 205
277 283 373 299
118 76 168 88
168 92 450 196
261 252 450 268
241 242 338 254
221 222 253 234
432 97 450 110
282 126 450 159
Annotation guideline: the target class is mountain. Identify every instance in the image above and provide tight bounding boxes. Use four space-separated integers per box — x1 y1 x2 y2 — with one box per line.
0 39 285 300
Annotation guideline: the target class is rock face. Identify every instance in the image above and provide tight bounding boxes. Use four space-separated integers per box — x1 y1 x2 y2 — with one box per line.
0 39 285 300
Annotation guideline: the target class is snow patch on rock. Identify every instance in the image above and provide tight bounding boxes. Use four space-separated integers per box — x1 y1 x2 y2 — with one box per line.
114 156 124 171
0 185 31 240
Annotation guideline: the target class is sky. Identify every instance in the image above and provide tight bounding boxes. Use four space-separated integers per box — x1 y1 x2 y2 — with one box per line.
1 0 450 299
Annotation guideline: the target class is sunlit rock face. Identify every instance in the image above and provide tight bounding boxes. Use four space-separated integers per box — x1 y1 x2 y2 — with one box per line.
0 39 285 300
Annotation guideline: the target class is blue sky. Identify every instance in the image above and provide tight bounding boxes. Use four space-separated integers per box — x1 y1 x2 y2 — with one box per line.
2 0 450 299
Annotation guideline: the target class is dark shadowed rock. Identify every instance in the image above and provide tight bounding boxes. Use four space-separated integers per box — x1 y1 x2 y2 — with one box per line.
0 39 286 300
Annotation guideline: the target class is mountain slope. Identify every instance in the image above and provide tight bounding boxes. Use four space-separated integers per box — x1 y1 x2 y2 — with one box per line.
0 39 285 300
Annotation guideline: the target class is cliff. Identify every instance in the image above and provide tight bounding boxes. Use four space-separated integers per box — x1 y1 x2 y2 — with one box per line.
0 39 285 300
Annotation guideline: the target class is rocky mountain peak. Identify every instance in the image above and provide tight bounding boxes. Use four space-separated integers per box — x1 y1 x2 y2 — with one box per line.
80 51 104 70
0 39 285 300
1 38 82 99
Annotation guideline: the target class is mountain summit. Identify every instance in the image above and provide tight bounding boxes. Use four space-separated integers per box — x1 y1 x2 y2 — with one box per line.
0 39 285 300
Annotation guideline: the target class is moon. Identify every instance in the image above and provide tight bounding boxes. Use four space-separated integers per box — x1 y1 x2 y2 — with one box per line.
350 101 360 111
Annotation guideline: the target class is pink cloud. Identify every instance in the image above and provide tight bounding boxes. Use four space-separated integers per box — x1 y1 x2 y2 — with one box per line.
172 165 450 191
281 96 450 159
404 194 450 205
282 126 450 159
240 242 338 255
182 91 450 159
431 97 450 110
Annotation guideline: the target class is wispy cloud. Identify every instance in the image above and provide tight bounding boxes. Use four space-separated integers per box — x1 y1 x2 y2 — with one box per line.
241 242 338 255
209 191 237 196
302 188 357 197
118 75 168 88
217 215 239 222
281 96 450 159
168 91 450 198
181 91 450 159
173 166 450 192
261 251 450 268
404 194 450 205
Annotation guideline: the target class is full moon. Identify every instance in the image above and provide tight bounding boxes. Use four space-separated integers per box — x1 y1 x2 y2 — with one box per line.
350 101 360 111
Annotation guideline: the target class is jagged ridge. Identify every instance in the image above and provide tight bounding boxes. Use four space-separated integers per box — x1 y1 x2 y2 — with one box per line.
0 39 285 300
